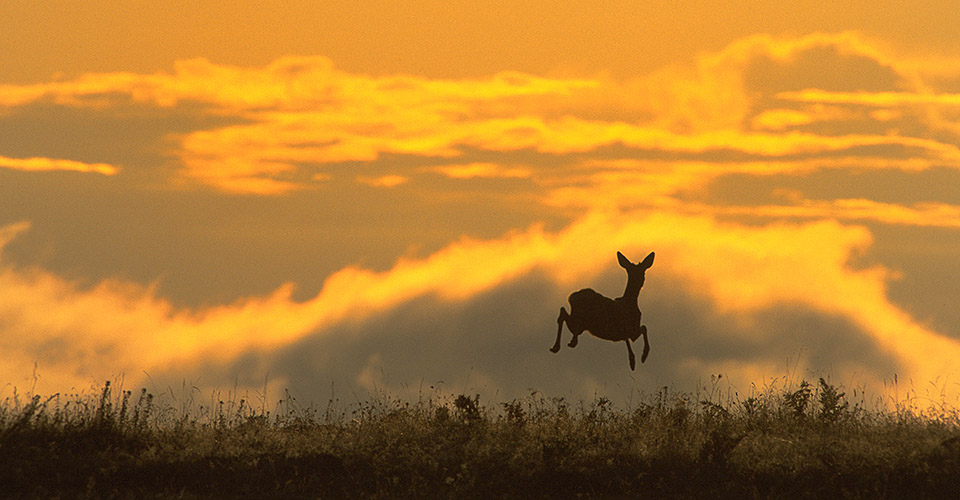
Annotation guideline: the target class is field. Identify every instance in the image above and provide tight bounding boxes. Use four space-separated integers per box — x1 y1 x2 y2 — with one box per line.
2 377 960 499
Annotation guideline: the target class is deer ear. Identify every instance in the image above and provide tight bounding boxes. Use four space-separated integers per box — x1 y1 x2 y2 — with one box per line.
617 251 631 268
640 252 655 269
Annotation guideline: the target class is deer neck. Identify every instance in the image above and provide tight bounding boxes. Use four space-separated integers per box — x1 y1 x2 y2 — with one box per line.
620 275 644 305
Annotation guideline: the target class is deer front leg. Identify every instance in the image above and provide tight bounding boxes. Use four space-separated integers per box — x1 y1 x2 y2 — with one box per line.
551 307 568 353
625 339 636 370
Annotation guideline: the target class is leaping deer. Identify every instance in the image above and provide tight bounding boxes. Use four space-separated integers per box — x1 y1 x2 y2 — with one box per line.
551 251 655 370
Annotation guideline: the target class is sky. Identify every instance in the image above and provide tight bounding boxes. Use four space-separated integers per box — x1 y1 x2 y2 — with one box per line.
3 2 960 408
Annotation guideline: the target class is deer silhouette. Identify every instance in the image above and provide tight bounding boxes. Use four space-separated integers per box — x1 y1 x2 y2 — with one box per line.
551 251 655 370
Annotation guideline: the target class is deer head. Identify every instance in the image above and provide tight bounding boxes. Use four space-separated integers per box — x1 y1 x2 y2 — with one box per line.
617 251 654 301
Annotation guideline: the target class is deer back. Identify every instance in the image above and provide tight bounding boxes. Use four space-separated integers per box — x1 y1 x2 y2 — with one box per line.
568 288 636 342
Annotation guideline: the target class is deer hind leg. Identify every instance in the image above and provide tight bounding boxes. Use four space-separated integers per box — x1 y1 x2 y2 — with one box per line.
625 340 636 371
639 325 650 364
564 310 584 348
551 307 569 353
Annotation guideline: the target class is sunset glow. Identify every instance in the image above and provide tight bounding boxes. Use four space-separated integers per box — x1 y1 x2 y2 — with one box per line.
2 3 960 406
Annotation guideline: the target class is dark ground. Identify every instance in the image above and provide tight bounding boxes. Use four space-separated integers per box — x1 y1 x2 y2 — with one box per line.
2 380 960 499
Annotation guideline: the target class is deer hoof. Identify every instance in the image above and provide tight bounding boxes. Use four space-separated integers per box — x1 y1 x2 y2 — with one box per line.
549 344 560 353
567 337 578 348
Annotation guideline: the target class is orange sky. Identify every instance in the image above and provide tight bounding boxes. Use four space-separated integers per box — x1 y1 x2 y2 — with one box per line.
2 3 960 407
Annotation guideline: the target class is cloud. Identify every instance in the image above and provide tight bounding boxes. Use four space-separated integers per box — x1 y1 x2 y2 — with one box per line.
0 221 30 249
774 88 960 140
750 106 863 131
0 154 118 175
356 174 409 188
778 90 960 108
714 198 960 229
158 32 960 194
430 162 532 179
3 208 959 403
0 57 597 111
540 158 960 225
3 32 959 195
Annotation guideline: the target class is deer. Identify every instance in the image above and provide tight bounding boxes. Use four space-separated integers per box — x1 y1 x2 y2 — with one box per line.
551 251 655 370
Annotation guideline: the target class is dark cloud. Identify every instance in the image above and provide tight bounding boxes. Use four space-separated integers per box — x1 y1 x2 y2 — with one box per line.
744 44 905 95
689 167 960 208
153 266 902 406
866 224 960 341
0 163 564 308
0 101 243 178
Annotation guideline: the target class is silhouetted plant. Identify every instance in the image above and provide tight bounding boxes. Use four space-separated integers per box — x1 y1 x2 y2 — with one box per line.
817 378 849 422
94 380 115 431
741 396 761 415
700 399 728 421
434 405 451 424
454 394 481 422
501 399 525 426
783 380 812 419
131 388 154 434
117 389 132 428
585 396 612 423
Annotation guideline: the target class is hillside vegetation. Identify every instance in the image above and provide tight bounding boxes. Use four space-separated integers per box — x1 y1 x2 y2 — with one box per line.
2 377 959 499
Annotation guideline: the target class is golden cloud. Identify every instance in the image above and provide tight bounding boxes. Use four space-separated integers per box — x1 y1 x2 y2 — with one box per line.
356 174 409 188
715 199 960 229
3 32 957 194
175 113 960 194
778 90 960 107
541 157 960 221
430 162 532 179
0 56 596 111
0 155 118 175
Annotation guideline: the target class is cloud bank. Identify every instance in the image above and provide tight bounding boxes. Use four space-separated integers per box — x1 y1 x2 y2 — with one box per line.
3 209 958 404
2 33 960 198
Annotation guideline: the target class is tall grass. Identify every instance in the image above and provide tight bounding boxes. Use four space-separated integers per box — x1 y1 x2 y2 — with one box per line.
2 377 959 499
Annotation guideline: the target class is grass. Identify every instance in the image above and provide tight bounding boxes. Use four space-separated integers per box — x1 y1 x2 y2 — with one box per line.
2 377 960 499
